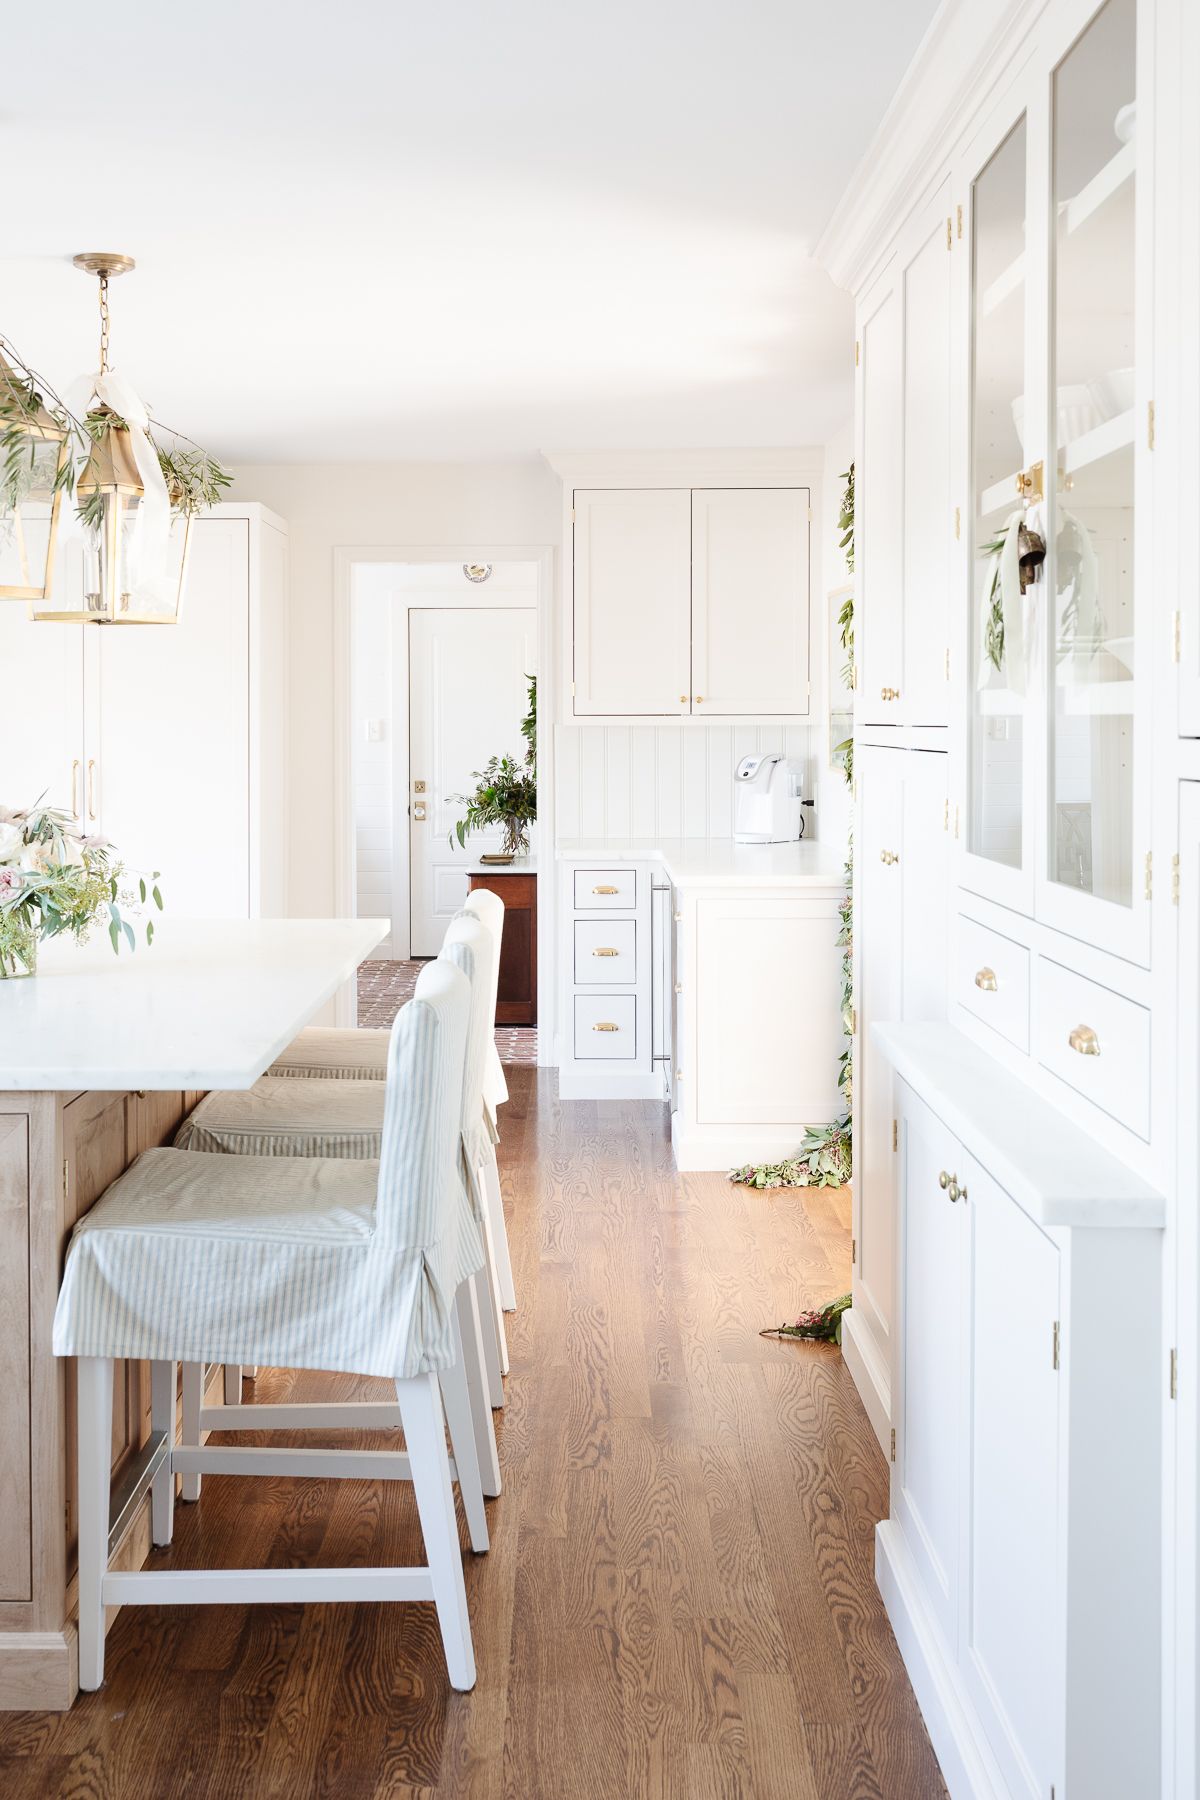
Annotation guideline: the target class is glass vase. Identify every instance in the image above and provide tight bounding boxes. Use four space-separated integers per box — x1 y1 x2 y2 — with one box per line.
0 916 38 979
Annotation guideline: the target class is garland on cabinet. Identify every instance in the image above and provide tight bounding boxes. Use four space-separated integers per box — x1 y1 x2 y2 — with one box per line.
729 463 855 1199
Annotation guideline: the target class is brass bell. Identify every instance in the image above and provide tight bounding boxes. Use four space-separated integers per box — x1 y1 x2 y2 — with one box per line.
1017 523 1046 593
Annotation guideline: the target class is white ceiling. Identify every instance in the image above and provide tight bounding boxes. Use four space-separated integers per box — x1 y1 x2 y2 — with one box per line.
4 0 937 463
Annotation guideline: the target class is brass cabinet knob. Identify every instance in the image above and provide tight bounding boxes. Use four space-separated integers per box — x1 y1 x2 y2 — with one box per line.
947 1178 961 1202
880 686 901 702
593 1021 619 1032
1068 1024 1100 1056
592 947 619 957
974 967 998 992
694 695 704 704
679 695 689 704
938 1170 951 1189
879 849 899 866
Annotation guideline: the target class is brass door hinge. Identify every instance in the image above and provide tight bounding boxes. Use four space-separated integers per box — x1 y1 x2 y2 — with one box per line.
954 505 960 540
946 216 952 250
570 506 575 523
956 203 963 239
1144 850 1153 901
1170 1347 1178 1400
892 1118 898 1152
943 797 950 832
855 340 860 367
851 1235 857 1264
1052 1321 1061 1371
1172 610 1181 663
944 647 951 681
1172 853 1180 905
889 1428 896 1462
954 804 960 840
62 1157 69 1204
1148 400 1155 450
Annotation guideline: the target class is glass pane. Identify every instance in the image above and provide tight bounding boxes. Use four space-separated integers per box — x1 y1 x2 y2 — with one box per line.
969 118 1027 871
1049 0 1136 907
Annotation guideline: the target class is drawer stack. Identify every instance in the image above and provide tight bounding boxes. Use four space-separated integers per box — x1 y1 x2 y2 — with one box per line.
559 861 658 1099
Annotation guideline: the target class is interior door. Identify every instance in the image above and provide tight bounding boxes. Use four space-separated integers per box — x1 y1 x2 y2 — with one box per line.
408 606 536 957
572 489 690 715
689 489 810 715
90 516 250 916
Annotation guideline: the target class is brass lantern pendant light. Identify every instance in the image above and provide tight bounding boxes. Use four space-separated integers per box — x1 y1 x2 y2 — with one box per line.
33 253 192 625
0 352 71 603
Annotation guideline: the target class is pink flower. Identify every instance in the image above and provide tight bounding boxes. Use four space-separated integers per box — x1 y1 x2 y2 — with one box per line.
0 868 23 896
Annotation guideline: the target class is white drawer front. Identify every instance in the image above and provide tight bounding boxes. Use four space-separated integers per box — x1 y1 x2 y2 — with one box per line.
1035 958 1150 1140
955 915 1030 1053
573 867 637 910
574 919 637 985
573 994 637 1060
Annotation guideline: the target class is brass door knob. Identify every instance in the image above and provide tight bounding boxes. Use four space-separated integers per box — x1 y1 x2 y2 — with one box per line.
1068 1024 1100 1056
974 967 997 991
412 802 427 821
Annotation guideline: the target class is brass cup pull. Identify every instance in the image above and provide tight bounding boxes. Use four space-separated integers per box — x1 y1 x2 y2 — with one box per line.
938 1170 951 1190
593 1022 619 1033
592 884 619 895
1068 1024 1100 1057
974 967 998 992
592 947 619 957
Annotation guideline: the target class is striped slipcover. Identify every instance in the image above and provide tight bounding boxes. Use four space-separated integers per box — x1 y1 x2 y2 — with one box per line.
267 1024 391 1080
52 962 478 1380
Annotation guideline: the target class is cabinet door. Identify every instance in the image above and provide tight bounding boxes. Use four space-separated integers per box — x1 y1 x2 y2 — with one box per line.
894 1081 967 1645
854 746 905 1365
573 490 690 715
88 516 250 917
962 1155 1060 1799
0 606 84 819
901 752 950 1020
690 489 810 715
902 193 953 726
857 265 903 724
1176 781 1200 1800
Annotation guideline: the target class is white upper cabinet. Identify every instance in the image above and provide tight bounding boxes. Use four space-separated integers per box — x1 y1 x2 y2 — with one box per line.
690 488 810 715
959 0 1150 965
572 489 691 715
857 266 904 722
571 483 810 718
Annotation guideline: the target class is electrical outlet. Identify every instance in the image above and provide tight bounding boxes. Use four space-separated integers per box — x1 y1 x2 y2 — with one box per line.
365 718 385 743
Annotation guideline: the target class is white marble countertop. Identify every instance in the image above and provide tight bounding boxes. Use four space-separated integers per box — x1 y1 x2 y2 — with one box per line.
0 917 387 1091
555 836 846 889
874 1021 1165 1230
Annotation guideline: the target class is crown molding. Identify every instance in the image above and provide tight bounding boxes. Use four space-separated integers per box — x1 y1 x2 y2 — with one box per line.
815 0 1044 295
542 447 824 489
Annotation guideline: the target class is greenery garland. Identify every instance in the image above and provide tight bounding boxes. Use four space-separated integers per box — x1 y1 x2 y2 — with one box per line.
732 463 856 1332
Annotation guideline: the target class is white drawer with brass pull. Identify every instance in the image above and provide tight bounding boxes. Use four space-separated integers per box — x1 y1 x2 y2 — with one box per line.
573 994 637 1060
573 868 637 910
1035 957 1150 1140
955 915 1030 1052
573 919 637 984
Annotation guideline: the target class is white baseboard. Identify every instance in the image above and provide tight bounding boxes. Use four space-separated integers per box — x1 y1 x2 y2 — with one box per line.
670 1117 835 1172
841 1306 891 1452
556 1067 665 1101
876 1522 1008 1800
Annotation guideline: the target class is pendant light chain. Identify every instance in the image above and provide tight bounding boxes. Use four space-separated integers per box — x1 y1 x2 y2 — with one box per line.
98 274 111 376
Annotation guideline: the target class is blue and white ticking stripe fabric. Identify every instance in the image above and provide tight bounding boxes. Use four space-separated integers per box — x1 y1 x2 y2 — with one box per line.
266 1024 391 1080
462 889 509 1116
53 961 472 1380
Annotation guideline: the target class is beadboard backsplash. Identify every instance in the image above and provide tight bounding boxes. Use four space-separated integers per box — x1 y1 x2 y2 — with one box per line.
555 723 812 839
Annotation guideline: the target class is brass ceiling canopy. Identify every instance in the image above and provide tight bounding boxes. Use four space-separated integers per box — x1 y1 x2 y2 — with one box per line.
71 252 136 279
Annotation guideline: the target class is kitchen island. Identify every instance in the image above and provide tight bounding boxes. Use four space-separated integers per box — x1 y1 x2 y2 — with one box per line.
0 917 385 1709
556 837 847 1169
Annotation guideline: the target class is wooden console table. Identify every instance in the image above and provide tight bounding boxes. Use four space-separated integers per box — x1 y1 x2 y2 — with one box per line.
467 866 537 1025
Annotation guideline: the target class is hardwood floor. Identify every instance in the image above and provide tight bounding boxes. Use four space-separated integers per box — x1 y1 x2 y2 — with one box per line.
0 1067 946 1800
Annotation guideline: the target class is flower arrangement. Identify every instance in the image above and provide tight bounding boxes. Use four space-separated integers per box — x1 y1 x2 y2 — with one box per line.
450 675 537 859
0 801 162 979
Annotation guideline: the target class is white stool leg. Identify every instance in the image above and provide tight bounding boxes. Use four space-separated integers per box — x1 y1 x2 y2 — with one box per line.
474 1228 507 1406
77 1357 114 1691
223 1365 242 1405
438 1304 489 1555
481 1143 516 1313
150 1360 177 1546
180 1362 203 1502
459 1275 501 1499
396 1372 476 1693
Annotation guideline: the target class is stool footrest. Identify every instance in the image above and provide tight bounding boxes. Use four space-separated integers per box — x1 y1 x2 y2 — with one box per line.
173 1445 457 1483
199 1401 402 1431
102 1566 436 1606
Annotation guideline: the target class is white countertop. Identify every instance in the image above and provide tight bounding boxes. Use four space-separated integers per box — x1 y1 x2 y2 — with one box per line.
0 917 387 1091
555 836 846 889
874 1021 1165 1230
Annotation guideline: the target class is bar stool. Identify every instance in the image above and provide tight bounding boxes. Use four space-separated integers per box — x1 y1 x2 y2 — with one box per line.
53 960 483 1692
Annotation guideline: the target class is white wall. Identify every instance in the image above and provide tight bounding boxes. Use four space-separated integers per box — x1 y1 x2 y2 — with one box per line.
226 459 561 916
816 418 855 853
349 584 394 955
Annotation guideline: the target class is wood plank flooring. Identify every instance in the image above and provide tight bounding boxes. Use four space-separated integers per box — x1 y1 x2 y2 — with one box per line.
0 1066 946 1799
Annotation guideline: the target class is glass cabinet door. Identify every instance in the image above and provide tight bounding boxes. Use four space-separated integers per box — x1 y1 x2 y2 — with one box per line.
1046 0 1140 932
966 113 1031 898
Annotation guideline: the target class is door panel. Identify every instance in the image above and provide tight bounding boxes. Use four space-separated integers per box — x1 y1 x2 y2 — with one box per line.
409 607 536 957
572 490 690 715
901 752 950 1020
856 746 904 1351
963 1156 1059 1799
895 1083 966 1644
91 517 250 917
690 489 810 715
902 198 953 725
857 270 904 722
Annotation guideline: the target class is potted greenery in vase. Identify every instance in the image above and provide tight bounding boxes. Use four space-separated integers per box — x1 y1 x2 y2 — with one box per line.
450 676 537 863
0 800 162 978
